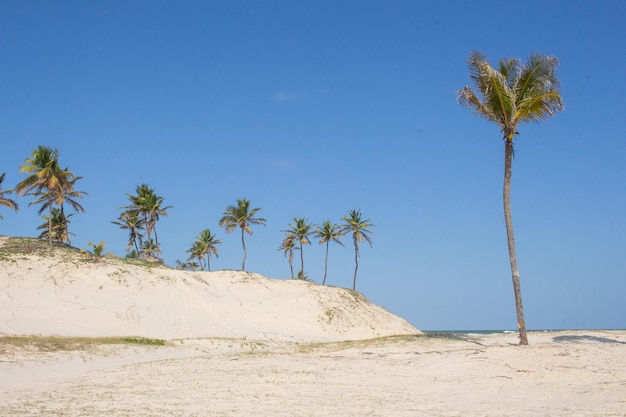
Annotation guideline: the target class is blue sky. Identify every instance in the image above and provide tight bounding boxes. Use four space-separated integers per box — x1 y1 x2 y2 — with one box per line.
1 1 624 331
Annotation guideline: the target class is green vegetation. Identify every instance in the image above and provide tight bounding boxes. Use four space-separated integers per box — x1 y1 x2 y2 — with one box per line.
88 240 107 257
278 234 297 279
282 218 314 280
0 335 166 353
219 198 266 271
457 51 564 345
339 210 374 291
14 145 87 245
113 184 172 259
186 228 221 271
0 172 18 218
314 220 345 285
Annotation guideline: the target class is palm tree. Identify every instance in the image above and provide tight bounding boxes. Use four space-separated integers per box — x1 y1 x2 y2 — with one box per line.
339 210 374 291
175 259 199 271
111 209 144 255
141 238 160 258
186 241 205 270
187 229 221 271
278 234 298 279
15 146 87 245
219 198 266 271
0 173 18 219
457 51 563 345
314 220 345 285
37 207 74 244
283 218 314 280
30 173 86 241
127 184 172 246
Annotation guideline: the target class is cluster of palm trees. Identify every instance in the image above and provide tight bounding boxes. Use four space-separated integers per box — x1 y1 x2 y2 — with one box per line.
112 184 172 259
172 199 375 291
0 146 87 245
280 210 374 291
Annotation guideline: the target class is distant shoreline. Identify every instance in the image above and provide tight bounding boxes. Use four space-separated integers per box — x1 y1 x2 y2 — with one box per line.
423 328 625 335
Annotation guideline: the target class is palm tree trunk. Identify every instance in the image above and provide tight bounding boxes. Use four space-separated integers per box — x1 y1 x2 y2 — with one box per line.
47 198 53 246
503 139 529 345
240 227 247 271
352 239 359 291
322 242 329 285
299 244 305 279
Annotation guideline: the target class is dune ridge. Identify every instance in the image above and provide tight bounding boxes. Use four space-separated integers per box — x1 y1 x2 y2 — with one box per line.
0 236 420 342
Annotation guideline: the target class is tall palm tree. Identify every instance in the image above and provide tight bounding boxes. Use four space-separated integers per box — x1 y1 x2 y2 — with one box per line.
283 218 314 280
457 51 563 345
339 210 374 291
15 146 87 245
0 173 18 219
187 229 221 271
314 220 345 285
219 198 266 271
278 235 297 279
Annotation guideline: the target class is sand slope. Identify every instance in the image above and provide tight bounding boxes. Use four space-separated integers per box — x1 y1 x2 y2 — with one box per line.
0 236 419 341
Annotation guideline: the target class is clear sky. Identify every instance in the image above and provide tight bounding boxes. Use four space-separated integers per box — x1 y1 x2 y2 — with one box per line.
1 1 624 331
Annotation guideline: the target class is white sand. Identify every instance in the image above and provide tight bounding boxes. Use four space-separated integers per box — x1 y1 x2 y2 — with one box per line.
1 237 625 416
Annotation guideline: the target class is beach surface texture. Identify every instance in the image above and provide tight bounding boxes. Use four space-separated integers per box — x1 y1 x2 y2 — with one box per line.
1 236 625 416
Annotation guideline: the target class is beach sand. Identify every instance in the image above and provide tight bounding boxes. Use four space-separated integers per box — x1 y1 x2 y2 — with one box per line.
1 237 625 416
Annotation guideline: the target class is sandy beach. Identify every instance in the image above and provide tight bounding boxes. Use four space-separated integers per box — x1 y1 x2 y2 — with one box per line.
1 237 625 416
2 331 625 416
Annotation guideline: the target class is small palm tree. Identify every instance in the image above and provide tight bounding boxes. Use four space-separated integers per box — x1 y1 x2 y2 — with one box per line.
339 210 374 291
219 198 266 271
111 209 144 255
457 51 563 345
187 229 221 271
186 241 205 270
0 173 18 219
37 207 74 244
278 234 298 279
141 238 160 258
314 220 345 285
283 218 314 280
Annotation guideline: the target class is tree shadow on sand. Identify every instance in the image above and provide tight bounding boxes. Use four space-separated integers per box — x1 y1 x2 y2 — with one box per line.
553 335 626 345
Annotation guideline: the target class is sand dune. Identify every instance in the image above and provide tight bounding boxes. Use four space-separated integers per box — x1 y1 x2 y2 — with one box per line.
0 236 419 342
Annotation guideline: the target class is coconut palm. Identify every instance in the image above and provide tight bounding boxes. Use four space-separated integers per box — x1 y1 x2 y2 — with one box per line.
111 209 144 255
127 184 172 246
339 210 374 291
314 220 345 285
187 229 221 271
278 234 298 279
219 198 266 271
186 241 205 270
141 238 160 258
175 259 199 271
36 207 74 244
457 51 563 345
15 146 87 245
0 173 18 219
283 218 314 280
